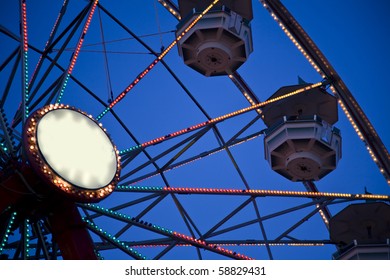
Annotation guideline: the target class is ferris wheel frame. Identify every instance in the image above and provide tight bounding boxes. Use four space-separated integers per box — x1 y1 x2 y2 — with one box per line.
0 0 389 260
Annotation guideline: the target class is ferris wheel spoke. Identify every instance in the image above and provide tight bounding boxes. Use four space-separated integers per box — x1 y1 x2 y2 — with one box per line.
200 199 363 245
115 185 390 204
19 0 30 128
0 46 19 73
158 1 262 117
157 0 181 20
169 193 204 257
56 0 100 104
28 74 65 110
82 193 163 221
118 81 327 156
251 199 273 259
13 65 106 130
96 0 222 120
152 241 180 260
26 5 91 106
28 54 109 112
0 211 17 258
0 108 16 157
202 197 254 240
208 198 330 240
82 203 253 259
98 239 329 249
20 218 31 259
97 4 162 58
113 193 169 239
0 48 20 108
84 218 146 259
229 71 263 114
8 6 92 129
303 181 332 229
99 3 213 123
108 109 171 185
120 127 212 185
160 58 213 120
28 0 70 91
119 125 211 176
120 128 265 185
211 117 260 192
31 221 50 260
274 199 333 243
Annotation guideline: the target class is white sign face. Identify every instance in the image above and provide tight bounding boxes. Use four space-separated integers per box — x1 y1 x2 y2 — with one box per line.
36 109 117 190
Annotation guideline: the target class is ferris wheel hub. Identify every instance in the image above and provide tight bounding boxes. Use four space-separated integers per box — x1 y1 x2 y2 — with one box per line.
23 104 121 202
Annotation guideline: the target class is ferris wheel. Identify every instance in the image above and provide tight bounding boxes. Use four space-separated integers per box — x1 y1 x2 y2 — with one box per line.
0 0 389 260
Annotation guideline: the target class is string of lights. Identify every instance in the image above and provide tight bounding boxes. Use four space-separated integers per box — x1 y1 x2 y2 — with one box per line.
119 81 325 155
121 132 264 185
84 218 146 260
0 108 14 155
0 212 17 255
155 2 263 116
228 73 262 114
20 0 29 120
95 0 221 120
129 241 325 248
115 185 390 201
317 207 329 226
82 203 253 260
157 0 181 20
56 0 99 104
0 142 8 153
23 219 31 259
259 0 325 78
29 0 68 86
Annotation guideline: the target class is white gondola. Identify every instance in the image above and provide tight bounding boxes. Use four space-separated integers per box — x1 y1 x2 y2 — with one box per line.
176 0 253 76
262 84 341 181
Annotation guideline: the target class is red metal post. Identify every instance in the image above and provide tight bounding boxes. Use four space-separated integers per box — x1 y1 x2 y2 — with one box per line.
48 199 98 260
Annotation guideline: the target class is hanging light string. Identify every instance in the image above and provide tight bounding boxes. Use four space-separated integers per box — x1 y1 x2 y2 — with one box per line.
56 0 99 103
119 81 326 155
96 0 221 120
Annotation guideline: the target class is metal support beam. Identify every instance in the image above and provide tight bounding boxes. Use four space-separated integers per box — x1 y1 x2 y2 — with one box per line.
229 71 262 114
158 0 181 20
48 200 98 260
303 180 332 229
261 0 390 184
